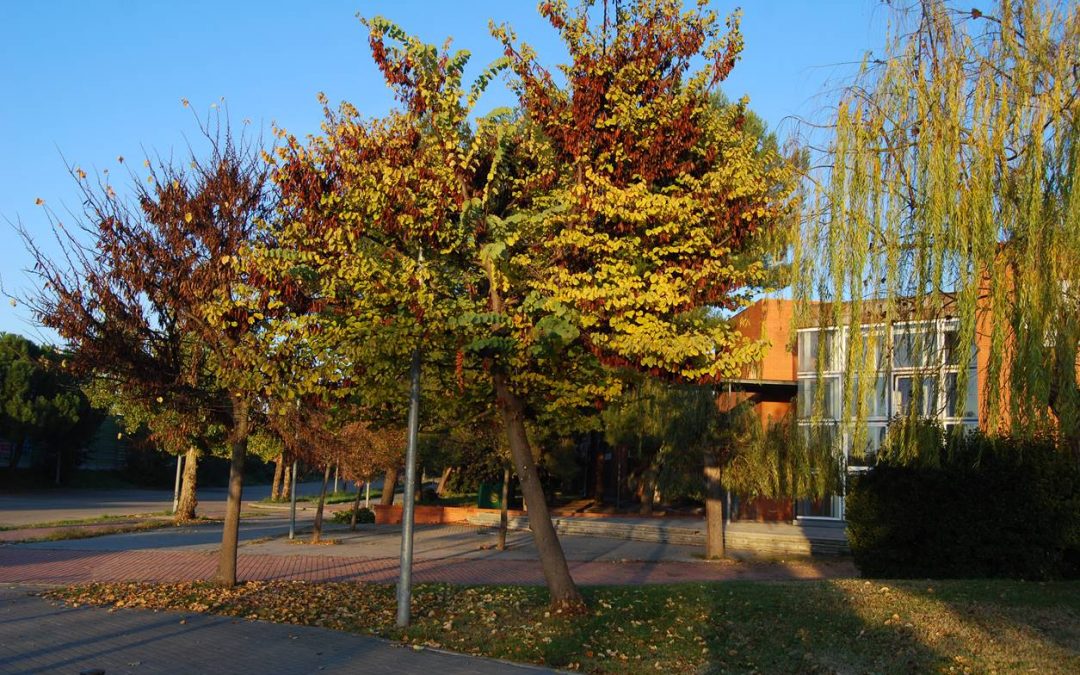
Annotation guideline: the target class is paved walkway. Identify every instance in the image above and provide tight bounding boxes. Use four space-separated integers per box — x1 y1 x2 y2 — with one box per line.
0 547 852 585
0 585 554 674
0 520 856 586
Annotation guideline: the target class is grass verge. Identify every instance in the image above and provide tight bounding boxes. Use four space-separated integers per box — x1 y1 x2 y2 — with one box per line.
0 512 172 531
9 520 175 543
44 579 1079 673
259 490 383 505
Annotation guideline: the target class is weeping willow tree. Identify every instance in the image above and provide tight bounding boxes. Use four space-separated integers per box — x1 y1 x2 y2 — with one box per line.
602 379 842 506
721 403 843 503
795 0 1080 460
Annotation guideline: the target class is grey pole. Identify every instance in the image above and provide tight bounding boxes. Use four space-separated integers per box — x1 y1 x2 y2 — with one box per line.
288 460 298 540
172 454 183 514
396 348 422 628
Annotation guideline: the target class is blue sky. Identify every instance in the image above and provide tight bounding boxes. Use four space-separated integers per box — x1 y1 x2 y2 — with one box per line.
0 1 889 343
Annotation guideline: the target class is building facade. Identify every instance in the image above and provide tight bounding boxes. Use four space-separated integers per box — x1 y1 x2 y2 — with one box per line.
730 299 982 522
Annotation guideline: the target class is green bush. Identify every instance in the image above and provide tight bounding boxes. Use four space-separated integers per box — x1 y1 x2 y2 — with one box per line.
330 507 375 525
847 426 1080 580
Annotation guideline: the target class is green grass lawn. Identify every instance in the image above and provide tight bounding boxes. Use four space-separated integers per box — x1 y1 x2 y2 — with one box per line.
46 578 1079 673
432 492 478 507
259 490 383 505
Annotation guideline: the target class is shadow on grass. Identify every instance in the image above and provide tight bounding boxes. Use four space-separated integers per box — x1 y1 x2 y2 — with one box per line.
695 579 1080 674
468 579 1080 673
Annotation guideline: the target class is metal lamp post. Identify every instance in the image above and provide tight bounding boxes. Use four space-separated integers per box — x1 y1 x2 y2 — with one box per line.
395 348 422 628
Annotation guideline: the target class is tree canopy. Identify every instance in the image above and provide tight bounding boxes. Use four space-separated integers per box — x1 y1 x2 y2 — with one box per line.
0 333 96 473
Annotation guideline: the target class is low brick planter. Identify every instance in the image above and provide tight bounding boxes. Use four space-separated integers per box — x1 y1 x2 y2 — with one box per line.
372 504 524 525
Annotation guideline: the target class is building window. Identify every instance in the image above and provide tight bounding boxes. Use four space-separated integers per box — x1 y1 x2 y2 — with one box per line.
893 327 935 368
798 376 840 419
944 372 978 419
893 374 938 417
798 329 836 373
852 374 889 418
849 424 887 468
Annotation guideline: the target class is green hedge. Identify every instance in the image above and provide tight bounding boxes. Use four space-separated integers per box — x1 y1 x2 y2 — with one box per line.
330 507 375 525
846 429 1080 580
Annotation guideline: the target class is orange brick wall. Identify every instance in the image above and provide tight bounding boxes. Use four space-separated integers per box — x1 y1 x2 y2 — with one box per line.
731 299 797 382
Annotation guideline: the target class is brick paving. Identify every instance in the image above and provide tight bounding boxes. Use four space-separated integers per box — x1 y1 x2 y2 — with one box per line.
0 547 854 586
0 585 555 674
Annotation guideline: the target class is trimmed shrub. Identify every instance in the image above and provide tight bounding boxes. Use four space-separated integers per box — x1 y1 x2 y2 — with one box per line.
847 427 1080 579
331 507 375 525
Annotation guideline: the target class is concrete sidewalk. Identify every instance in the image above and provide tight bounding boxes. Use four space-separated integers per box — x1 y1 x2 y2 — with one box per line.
0 585 556 674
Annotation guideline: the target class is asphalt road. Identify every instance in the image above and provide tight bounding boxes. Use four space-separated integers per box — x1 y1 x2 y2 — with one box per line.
0 480 357 527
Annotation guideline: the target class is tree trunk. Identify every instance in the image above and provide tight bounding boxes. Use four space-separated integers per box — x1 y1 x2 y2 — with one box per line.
270 454 284 502
350 485 363 531
493 371 584 611
7 437 26 470
380 466 398 506
497 466 510 551
436 466 454 496
311 463 332 544
593 443 605 502
704 450 726 559
281 462 293 502
215 396 249 586
639 465 655 516
175 447 199 522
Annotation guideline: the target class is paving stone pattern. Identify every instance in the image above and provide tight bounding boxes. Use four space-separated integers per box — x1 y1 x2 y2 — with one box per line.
0 547 852 586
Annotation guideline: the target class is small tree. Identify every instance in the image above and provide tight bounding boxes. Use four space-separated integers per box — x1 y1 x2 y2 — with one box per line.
0 333 97 478
338 421 406 529
22 120 279 585
265 0 789 610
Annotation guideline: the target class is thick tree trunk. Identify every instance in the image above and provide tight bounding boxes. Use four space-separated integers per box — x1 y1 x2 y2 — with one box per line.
639 465 656 516
270 454 284 502
215 396 250 586
281 462 293 502
704 450 726 559
350 485 363 531
493 371 584 611
175 447 199 522
311 463 332 544
593 444 605 502
497 466 510 551
380 466 398 506
436 466 454 496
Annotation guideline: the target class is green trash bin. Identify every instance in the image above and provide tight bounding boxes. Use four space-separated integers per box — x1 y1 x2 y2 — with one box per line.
477 482 503 509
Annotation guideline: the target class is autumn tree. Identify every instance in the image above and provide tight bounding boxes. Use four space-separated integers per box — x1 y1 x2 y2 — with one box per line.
264 0 788 610
338 421 406 528
21 121 281 585
794 0 1080 458
279 402 341 544
489 0 792 586
84 375 224 521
